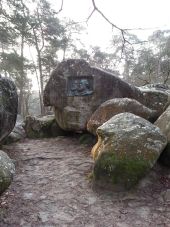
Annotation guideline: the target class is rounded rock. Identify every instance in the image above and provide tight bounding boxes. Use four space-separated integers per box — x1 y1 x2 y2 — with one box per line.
92 112 167 189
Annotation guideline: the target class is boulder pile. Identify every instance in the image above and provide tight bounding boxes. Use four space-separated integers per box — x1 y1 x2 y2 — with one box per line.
87 98 157 135
44 59 143 132
43 59 170 189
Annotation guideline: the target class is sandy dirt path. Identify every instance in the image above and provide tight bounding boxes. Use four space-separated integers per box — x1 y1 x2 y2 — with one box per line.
0 137 170 227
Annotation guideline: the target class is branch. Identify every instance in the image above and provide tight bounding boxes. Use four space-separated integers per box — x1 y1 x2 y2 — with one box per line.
90 0 123 31
90 0 166 33
88 0 133 53
20 0 29 18
86 9 95 22
56 0 64 14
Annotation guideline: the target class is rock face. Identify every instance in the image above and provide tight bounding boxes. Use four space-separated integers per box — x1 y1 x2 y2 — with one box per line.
92 113 167 189
87 98 157 135
24 115 65 138
0 150 15 194
0 76 18 143
140 88 170 115
155 105 170 166
44 59 143 131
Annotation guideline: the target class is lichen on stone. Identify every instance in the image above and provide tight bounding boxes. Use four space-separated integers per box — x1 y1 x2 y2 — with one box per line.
92 113 167 189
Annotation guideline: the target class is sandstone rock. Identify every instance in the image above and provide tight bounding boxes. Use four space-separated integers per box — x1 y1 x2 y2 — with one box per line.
24 115 65 139
0 150 15 194
139 88 170 115
44 59 143 131
87 98 157 135
155 105 170 140
0 76 18 143
92 113 167 189
155 105 170 166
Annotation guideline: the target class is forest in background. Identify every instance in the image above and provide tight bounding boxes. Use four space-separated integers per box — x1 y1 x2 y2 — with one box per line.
1 0 170 117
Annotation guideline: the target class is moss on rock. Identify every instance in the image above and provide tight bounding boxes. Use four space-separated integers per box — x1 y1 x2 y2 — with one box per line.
92 113 167 189
0 150 15 194
94 152 151 189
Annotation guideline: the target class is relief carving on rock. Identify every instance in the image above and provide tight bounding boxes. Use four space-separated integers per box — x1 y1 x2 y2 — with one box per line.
67 76 93 96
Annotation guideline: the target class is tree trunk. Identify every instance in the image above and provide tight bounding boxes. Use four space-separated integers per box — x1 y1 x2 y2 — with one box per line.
23 92 30 118
29 46 42 115
18 32 25 116
33 28 45 116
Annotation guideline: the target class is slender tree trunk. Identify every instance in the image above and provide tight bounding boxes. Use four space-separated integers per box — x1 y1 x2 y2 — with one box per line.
29 46 42 115
23 92 30 118
18 32 25 116
37 50 45 115
33 28 45 115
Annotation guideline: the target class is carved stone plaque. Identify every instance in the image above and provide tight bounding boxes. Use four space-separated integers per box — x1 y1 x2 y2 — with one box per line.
67 76 93 96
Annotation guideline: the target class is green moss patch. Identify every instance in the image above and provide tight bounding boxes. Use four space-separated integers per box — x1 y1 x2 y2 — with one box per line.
93 152 151 189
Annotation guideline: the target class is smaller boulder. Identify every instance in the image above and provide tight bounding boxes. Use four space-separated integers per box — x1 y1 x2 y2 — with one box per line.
92 113 167 189
87 98 157 135
0 150 15 194
24 115 66 139
4 122 26 144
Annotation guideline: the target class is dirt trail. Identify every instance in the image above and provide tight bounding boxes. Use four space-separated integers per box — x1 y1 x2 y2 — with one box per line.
0 137 170 227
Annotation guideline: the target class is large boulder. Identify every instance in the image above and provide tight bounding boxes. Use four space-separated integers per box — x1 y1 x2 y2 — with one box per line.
0 76 18 143
24 115 66 138
0 150 15 194
92 113 167 189
155 105 170 166
44 59 143 131
87 98 157 135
